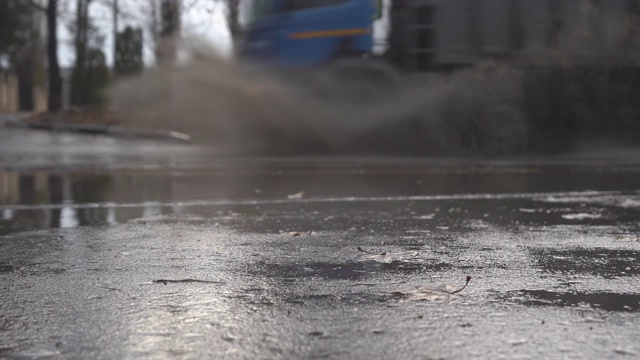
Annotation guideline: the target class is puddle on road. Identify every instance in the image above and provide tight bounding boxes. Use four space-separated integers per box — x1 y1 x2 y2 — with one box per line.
532 248 640 278
506 290 640 312
3 163 640 235
250 260 449 281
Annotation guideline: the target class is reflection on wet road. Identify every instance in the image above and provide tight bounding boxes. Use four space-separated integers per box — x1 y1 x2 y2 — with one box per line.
2 161 640 234
1 157 640 359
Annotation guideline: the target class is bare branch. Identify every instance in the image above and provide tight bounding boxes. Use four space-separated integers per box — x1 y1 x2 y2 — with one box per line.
27 0 47 12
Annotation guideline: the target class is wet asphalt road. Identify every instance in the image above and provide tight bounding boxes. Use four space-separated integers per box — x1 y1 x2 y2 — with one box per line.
1 129 640 359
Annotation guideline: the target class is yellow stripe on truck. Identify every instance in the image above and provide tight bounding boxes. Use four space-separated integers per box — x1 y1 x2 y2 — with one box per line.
288 28 370 39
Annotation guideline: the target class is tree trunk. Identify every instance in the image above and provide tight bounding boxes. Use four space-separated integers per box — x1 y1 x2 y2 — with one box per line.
228 0 240 35
113 0 118 67
47 0 62 111
156 0 180 64
71 0 90 106
16 53 34 111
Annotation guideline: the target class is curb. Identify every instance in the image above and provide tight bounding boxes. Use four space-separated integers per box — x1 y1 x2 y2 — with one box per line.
2 119 191 143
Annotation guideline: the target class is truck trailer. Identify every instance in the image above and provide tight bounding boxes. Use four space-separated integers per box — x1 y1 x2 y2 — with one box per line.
237 0 640 155
241 0 382 67
242 0 640 70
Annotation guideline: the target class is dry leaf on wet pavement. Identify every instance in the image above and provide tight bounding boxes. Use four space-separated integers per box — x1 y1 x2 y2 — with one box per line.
387 276 472 302
287 191 306 199
357 246 421 263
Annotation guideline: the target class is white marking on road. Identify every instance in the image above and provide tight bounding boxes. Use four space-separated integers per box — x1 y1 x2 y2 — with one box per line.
0 190 625 211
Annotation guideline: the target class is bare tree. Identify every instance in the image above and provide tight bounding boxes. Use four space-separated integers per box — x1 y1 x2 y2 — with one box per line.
73 0 92 83
156 0 180 63
111 0 118 65
132 0 179 64
70 0 110 106
228 0 240 35
27 0 64 111
46 0 62 111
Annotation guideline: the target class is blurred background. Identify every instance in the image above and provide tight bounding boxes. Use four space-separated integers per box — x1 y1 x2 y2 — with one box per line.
4 0 640 229
3 5 640 357
3 0 640 156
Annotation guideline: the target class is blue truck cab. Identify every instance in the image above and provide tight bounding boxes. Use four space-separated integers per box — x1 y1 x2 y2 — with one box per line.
242 0 381 68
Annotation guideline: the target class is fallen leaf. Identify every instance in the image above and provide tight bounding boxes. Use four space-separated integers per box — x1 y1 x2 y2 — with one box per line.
389 287 461 302
413 214 435 220
508 339 528 346
357 246 420 263
152 279 224 285
387 276 472 302
222 334 237 342
357 247 386 256
614 349 638 356
286 231 314 236
562 213 602 220
287 191 306 199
